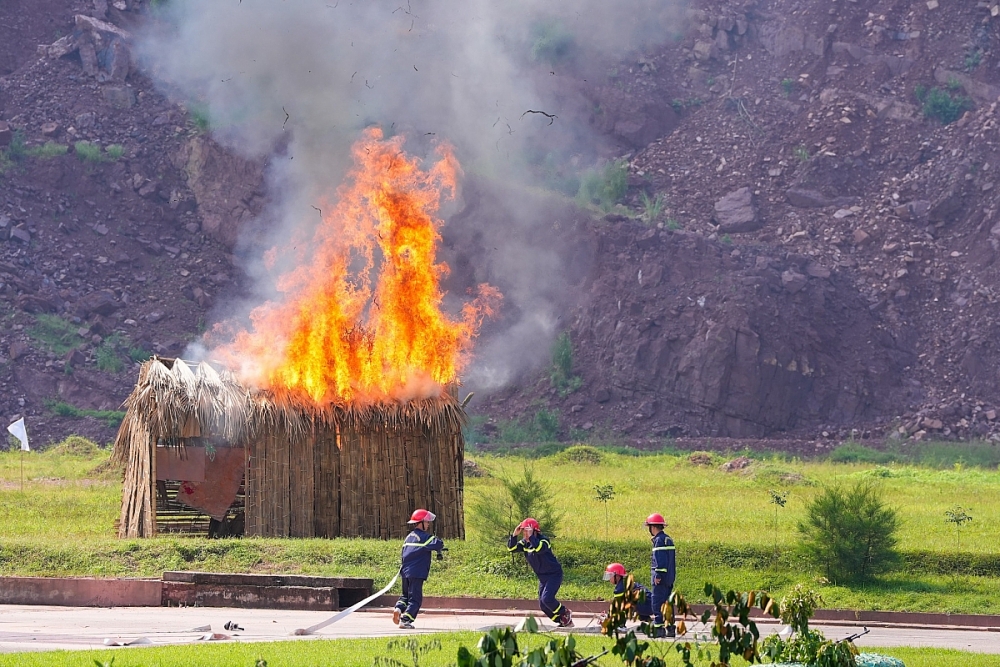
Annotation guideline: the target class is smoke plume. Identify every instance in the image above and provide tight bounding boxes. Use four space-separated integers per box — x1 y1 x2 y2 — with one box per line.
139 0 685 394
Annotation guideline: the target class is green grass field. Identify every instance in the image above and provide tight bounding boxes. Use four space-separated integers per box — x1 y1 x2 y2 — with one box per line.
1 442 999 614
0 633 996 667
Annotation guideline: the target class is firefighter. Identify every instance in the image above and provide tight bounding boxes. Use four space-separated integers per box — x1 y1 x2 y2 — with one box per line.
393 509 445 629
645 513 676 638
507 518 574 627
604 562 654 628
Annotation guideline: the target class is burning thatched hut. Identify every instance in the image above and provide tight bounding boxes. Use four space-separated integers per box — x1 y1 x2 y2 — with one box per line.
113 357 466 540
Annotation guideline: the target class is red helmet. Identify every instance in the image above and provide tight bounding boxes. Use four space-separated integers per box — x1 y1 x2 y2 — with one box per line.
644 513 666 527
603 562 627 581
408 509 437 524
517 518 540 531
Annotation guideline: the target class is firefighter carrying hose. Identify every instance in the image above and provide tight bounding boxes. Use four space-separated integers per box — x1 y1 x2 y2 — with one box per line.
507 518 574 627
393 509 445 629
645 513 676 638
603 562 654 632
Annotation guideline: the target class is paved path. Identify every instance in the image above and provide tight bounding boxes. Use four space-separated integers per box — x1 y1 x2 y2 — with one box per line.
0 605 997 654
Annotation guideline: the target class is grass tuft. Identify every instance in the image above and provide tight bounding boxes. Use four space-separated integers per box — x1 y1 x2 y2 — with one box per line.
27 314 84 356
25 142 69 158
74 141 105 162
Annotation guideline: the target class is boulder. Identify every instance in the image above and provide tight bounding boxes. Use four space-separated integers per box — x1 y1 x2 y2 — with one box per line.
8 341 31 361
781 269 808 293
76 290 120 317
786 188 832 208
103 85 136 108
713 187 762 233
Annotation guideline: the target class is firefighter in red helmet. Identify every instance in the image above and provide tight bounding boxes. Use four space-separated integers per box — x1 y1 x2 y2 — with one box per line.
645 513 676 638
604 563 654 630
507 518 573 627
393 509 445 629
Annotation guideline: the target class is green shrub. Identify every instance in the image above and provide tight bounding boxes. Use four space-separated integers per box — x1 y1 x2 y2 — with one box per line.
550 332 582 396
74 141 105 162
49 435 101 458
28 314 84 356
529 20 575 65
105 144 125 160
467 465 563 542
828 443 898 465
0 130 26 175
577 160 628 212
556 445 603 465
798 480 900 582
188 103 211 132
95 334 125 373
917 86 972 125
45 400 125 428
639 191 664 224
26 141 69 158
127 347 152 363
780 78 795 97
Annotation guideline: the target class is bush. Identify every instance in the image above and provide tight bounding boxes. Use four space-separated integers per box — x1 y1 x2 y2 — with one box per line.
105 144 125 160
26 141 69 158
828 443 898 465
95 333 125 373
467 465 563 543
50 435 101 458
45 400 125 428
74 141 105 162
28 314 84 356
577 160 628 212
917 85 972 125
798 480 900 582
550 332 582 396
556 445 602 465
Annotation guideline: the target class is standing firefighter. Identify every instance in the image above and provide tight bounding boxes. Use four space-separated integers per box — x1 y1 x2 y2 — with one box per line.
393 509 445 629
507 518 574 627
604 563 654 630
645 513 676 638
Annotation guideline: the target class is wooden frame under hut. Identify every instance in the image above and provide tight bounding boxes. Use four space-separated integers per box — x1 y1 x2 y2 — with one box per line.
113 357 466 540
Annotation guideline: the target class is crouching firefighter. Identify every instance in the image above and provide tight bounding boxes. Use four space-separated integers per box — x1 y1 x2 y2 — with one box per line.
394 509 445 629
645 513 676 638
507 518 573 627
604 563 654 631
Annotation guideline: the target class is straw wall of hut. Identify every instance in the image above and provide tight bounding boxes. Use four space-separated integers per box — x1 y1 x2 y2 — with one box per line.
113 358 465 540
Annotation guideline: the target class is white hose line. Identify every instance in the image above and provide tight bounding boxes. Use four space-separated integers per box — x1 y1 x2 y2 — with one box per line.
293 572 400 636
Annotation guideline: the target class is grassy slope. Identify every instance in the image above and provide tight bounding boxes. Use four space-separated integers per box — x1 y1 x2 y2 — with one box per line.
0 634 996 667
1 447 999 613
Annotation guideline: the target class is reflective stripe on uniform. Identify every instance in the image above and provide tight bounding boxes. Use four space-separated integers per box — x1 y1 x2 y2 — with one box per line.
403 536 438 548
652 546 675 551
524 539 550 553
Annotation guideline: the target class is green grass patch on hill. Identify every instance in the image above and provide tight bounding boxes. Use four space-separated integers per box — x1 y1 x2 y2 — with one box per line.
44 400 126 428
27 313 84 356
0 635 994 667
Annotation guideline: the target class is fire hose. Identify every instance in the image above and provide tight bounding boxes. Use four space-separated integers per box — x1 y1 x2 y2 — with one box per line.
293 570 400 636
294 549 448 636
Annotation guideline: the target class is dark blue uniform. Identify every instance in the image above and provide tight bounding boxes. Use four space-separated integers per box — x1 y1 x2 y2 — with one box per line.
395 528 444 623
507 532 566 622
613 578 654 620
650 531 676 633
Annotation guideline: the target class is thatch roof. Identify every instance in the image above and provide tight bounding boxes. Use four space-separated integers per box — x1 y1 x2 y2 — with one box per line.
113 357 465 463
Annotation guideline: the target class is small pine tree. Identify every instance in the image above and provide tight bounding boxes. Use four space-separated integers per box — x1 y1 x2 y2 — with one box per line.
798 481 900 582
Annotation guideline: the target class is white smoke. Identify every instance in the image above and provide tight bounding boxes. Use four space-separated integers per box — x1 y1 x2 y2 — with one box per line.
138 0 686 394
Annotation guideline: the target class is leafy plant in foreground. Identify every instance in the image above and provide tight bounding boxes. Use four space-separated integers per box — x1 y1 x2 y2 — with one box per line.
375 637 442 667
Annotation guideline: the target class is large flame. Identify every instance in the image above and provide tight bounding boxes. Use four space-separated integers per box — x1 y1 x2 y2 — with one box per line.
214 128 501 404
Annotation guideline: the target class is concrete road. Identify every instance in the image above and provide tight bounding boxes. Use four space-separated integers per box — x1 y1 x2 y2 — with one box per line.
0 605 997 654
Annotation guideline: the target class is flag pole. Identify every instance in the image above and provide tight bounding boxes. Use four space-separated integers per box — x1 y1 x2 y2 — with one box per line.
20 448 24 493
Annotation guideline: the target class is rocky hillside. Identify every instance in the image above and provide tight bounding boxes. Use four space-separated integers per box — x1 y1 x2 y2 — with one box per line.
3 0 1000 447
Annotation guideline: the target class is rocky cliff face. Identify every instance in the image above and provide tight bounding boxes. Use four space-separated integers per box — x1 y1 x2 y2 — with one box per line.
3 0 1000 447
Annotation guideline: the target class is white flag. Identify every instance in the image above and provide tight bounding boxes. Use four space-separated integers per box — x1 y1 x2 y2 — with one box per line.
7 418 28 452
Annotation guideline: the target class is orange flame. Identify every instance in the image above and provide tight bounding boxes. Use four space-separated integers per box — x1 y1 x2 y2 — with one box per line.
214 128 501 404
